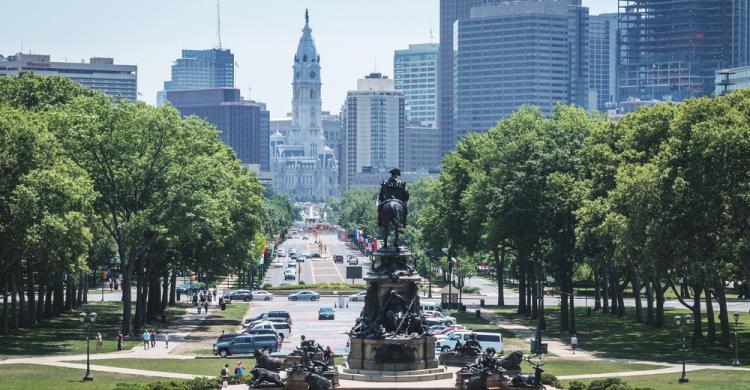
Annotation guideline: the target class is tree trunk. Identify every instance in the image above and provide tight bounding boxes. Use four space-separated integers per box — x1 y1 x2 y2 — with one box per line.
705 287 716 342
716 284 731 347
617 283 626 317
517 255 527 315
44 279 53 319
26 263 36 327
569 291 576 333
161 274 169 313
645 280 655 326
10 273 18 329
691 284 703 345
602 264 609 313
36 281 45 324
494 247 505 306
53 276 64 315
17 270 26 327
169 273 176 306
75 273 84 308
629 262 643 323
530 264 537 320
594 268 601 311
1 276 7 334
121 257 134 336
655 283 665 328
610 273 618 315
134 258 146 332
559 267 570 332
82 273 89 304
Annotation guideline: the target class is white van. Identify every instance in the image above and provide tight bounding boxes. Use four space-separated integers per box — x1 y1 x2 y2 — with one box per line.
248 321 291 340
420 301 444 313
435 331 503 354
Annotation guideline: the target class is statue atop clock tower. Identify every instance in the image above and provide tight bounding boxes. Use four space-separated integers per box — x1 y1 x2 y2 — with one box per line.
291 8 324 157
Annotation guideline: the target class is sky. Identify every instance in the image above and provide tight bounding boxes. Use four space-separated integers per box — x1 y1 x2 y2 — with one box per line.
1 0 617 117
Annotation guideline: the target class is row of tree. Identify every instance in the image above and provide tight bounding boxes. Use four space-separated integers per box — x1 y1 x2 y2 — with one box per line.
417 92 750 348
0 73 294 335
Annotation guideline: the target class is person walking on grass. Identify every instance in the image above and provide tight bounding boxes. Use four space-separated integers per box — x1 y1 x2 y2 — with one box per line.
221 363 230 388
571 334 578 355
164 332 170 348
234 361 246 383
117 331 124 351
142 330 150 350
95 332 103 352
150 330 157 348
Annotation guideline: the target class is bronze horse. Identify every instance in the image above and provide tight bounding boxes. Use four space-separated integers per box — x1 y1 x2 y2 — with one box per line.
378 198 406 248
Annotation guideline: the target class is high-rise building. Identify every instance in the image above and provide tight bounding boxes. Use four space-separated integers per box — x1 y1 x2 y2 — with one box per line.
438 0 479 157
716 66 750 95
618 0 750 102
394 43 439 126
157 48 235 106
270 10 338 200
588 13 618 111
341 73 405 191
167 88 269 170
403 123 441 172
453 0 589 144
0 53 137 102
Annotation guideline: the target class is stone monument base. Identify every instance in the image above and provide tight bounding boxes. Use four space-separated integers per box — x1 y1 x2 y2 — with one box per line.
438 353 479 366
347 336 438 371
284 367 339 390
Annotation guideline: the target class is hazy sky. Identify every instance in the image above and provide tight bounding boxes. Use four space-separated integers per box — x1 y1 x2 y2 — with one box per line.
2 0 617 116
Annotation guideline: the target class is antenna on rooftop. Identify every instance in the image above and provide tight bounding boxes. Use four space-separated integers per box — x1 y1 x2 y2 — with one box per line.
429 25 434 43
216 0 223 49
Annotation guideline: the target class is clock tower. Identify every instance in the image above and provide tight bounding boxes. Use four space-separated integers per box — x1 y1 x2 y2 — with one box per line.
291 9 325 157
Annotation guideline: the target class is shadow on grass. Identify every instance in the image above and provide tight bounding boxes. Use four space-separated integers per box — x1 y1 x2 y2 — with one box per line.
489 305 750 366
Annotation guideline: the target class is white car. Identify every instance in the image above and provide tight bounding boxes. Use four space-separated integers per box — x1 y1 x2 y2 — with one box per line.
289 248 297 255
272 260 284 268
251 290 275 301
288 259 297 267
277 249 286 257
247 321 291 340
284 268 296 280
348 291 367 301
423 310 456 325
435 332 503 354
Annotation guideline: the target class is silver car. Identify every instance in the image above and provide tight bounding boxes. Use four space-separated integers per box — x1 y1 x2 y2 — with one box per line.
288 290 320 301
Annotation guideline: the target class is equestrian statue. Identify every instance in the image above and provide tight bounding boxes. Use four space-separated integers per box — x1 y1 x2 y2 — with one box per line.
377 168 409 249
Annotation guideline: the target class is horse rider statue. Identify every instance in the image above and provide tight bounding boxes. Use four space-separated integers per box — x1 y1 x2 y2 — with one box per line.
377 168 409 249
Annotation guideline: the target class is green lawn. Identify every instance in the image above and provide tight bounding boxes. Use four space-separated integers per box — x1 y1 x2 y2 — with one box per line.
492 306 750 367
536 359 662 377
0 302 190 358
73 358 230 376
220 302 251 322
561 369 750 390
0 364 169 390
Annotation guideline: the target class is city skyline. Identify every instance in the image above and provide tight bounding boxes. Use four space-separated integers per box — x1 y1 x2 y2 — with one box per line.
1 0 616 116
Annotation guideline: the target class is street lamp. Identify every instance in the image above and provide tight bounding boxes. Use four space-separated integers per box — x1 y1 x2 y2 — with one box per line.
79 312 97 381
675 314 692 383
732 312 741 367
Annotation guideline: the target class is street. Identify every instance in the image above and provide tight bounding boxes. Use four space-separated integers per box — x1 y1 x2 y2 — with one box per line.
264 231 370 286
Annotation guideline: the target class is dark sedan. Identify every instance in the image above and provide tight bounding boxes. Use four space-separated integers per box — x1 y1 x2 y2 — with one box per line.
318 307 335 320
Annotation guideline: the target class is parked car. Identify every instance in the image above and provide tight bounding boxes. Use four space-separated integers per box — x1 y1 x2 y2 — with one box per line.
288 291 320 301
310 253 322 259
348 291 367 301
246 321 291 340
272 260 284 268
284 269 296 280
428 324 447 334
435 331 503 353
333 255 344 263
277 249 286 257
227 290 253 302
251 290 274 301
246 310 293 325
289 248 297 255
215 333 240 344
303 235 309 240
423 310 456 325
433 325 467 335
288 259 297 267
347 256 359 265
318 307 335 320
238 328 281 339
213 334 280 358
176 283 200 294
297 255 306 262
420 301 447 314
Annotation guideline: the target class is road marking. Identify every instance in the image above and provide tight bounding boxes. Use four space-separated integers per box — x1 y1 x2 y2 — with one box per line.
308 257 317 284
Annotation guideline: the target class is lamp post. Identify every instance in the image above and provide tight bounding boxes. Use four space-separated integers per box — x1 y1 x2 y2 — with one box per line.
79 311 97 381
732 312 741 367
675 314 692 383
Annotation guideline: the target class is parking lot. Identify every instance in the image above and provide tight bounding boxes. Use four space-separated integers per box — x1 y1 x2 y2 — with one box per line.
248 296 364 354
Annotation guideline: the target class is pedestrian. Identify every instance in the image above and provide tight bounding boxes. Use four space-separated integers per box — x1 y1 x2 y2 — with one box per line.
192 293 198 307
221 363 230 388
323 346 333 365
204 301 209 316
571 334 578 354
95 332 103 352
117 331 124 351
142 330 150 350
164 332 170 348
234 361 245 383
150 330 156 348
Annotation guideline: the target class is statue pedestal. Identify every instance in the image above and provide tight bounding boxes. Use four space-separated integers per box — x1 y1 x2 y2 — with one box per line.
348 336 438 371
438 352 479 366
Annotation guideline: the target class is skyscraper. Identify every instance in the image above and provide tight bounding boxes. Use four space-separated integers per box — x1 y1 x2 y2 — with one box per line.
453 0 588 144
394 43 439 126
167 88 269 169
438 0 477 157
588 13 618 111
341 73 405 191
0 53 137 102
157 48 235 106
270 10 338 200
618 0 750 102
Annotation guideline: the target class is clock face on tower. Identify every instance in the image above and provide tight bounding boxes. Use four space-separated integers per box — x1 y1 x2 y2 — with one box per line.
309 71 317 80
295 71 301 80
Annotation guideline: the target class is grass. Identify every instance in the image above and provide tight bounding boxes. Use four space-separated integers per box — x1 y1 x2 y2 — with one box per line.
0 364 167 390
561 369 750 390
0 302 190 358
535 359 662 377
219 302 251 322
492 305 750 367
72 358 229 376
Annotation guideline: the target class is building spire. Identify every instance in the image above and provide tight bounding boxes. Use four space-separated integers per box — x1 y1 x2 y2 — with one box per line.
216 0 222 49
305 9 309 25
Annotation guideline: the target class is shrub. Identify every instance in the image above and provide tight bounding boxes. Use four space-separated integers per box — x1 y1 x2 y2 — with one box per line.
299 281 306 285
263 283 272 289
541 373 561 388
567 380 587 390
461 286 480 293
587 378 626 390
115 377 216 390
